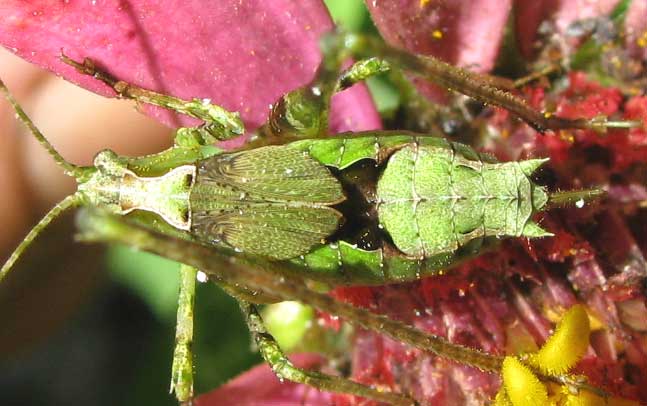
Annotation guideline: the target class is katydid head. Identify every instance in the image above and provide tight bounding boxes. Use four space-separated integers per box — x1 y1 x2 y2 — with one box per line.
0 77 124 282
0 75 199 284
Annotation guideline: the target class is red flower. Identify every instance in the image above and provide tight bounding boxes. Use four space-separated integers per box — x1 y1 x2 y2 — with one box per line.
1 1 646 405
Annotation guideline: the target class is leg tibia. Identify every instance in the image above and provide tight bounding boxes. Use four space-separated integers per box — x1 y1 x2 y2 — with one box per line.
60 55 244 140
335 33 640 133
238 300 417 406
170 264 197 404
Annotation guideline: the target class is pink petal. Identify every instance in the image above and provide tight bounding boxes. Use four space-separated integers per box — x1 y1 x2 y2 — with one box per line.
195 354 333 406
515 0 621 57
0 1 380 133
625 0 647 60
366 0 511 72
330 85 381 133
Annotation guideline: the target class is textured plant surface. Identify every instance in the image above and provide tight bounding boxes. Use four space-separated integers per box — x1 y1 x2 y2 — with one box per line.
1 1 646 405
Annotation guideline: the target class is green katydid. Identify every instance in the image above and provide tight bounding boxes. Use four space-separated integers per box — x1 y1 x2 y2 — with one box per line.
0 32 635 405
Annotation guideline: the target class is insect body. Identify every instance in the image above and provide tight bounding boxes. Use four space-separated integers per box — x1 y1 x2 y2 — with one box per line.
190 143 344 260
0 31 629 406
71 130 551 288
289 134 551 285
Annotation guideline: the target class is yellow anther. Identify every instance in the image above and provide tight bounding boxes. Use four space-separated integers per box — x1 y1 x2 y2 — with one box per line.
528 304 590 375
502 356 549 406
493 387 514 406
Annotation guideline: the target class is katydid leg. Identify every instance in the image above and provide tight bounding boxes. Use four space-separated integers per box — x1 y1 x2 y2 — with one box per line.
60 55 244 141
78 209 606 397
261 32 377 139
330 33 640 133
216 277 282 305
238 299 417 406
116 130 220 176
76 209 505 371
170 264 197 404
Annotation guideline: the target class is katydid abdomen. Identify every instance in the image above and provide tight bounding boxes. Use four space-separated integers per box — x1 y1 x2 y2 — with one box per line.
375 142 549 257
183 133 552 285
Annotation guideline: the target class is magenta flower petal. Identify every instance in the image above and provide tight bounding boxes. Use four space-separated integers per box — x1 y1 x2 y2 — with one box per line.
366 0 511 72
330 85 381 133
0 1 380 132
195 354 333 406
625 0 647 60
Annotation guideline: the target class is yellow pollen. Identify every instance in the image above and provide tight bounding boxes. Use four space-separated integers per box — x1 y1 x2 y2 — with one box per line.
559 131 575 143
611 55 622 69
637 31 647 48
420 0 431 8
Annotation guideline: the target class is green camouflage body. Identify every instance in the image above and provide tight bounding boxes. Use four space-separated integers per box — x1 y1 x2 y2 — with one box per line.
187 133 550 286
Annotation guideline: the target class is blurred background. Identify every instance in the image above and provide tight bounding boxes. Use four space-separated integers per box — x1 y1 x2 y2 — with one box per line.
0 1 396 405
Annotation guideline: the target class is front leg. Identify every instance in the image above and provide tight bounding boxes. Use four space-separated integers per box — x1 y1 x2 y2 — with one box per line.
61 55 244 142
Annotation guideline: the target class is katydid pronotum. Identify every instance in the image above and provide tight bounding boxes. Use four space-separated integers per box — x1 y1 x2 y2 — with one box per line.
0 32 638 405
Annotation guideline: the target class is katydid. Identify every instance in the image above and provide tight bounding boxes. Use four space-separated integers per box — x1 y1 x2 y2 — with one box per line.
0 31 635 405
